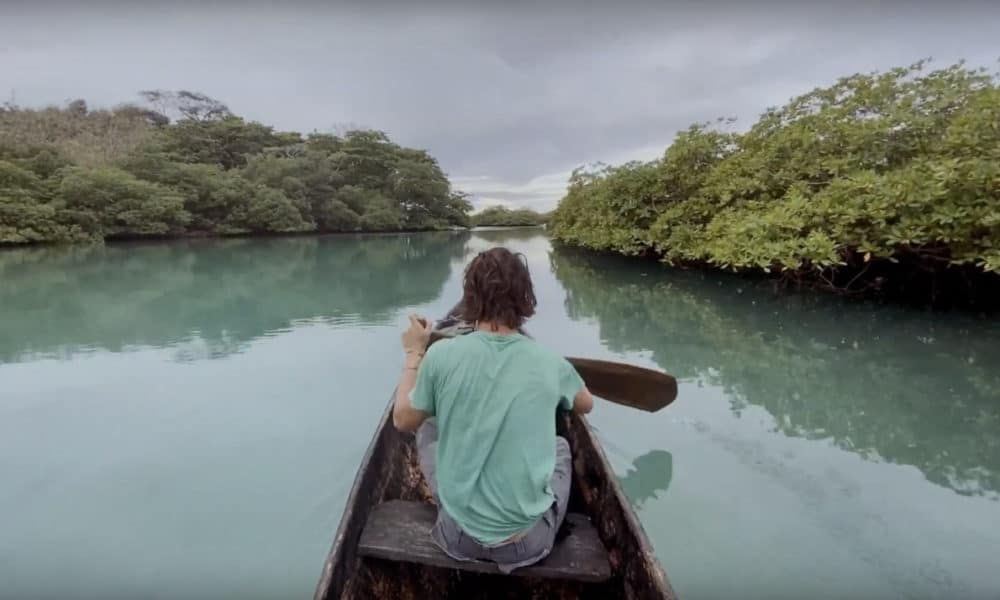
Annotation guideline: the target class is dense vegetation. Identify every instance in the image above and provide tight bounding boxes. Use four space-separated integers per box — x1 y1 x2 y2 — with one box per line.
550 61 1000 307
550 248 1000 499
0 91 471 245
471 205 548 227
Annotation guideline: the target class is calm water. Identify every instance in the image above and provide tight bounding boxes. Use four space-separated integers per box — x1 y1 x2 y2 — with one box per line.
2 230 999 600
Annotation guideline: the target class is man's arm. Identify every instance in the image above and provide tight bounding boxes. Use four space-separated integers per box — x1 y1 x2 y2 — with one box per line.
393 315 432 432
559 357 593 414
393 352 429 432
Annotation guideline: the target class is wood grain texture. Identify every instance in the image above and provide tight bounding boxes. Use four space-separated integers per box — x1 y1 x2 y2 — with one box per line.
566 357 677 412
358 500 612 582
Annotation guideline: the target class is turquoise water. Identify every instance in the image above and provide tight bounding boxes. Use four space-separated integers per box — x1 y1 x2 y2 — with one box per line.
1 230 998 599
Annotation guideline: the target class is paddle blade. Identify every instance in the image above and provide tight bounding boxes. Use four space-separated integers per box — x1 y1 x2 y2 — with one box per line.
567 357 677 412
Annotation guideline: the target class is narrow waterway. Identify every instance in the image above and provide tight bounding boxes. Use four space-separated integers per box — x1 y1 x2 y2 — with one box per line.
2 230 998 599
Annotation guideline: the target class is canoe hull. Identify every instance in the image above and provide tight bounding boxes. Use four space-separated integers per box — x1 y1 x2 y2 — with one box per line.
313 393 675 599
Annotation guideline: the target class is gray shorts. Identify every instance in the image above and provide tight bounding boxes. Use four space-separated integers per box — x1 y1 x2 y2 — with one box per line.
416 419 572 573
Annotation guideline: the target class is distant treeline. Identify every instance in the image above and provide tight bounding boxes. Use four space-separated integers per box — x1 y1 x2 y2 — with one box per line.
0 90 472 245
549 61 1000 308
471 205 549 227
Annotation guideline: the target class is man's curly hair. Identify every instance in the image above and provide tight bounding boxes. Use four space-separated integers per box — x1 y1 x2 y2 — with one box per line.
459 247 537 330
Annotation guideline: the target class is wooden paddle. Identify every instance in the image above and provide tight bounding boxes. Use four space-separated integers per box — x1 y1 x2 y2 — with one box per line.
566 357 677 413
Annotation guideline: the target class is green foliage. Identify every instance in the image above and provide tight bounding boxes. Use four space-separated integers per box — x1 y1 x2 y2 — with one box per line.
157 117 296 170
472 205 547 227
315 198 361 231
0 102 156 168
0 92 471 245
359 205 403 231
224 186 307 233
549 61 1000 299
58 166 189 237
0 160 63 243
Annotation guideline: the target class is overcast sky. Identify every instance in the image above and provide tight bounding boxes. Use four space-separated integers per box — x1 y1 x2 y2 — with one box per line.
2 1 998 210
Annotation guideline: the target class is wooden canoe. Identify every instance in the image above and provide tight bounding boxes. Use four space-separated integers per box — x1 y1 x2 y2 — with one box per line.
312 316 677 600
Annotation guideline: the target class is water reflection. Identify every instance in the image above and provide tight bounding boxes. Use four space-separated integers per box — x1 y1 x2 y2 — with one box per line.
468 226 547 243
618 450 674 509
550 247 1000 499
0 232 469 363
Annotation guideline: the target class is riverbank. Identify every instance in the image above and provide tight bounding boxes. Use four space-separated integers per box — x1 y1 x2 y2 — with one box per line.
0 226 473 249
0 225 547 255
1 93 472 246
470 206 549 227
551 241 1000 312
549 60 1000 310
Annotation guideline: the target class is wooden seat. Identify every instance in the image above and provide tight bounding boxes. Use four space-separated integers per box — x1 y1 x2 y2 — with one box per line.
357 500 612 582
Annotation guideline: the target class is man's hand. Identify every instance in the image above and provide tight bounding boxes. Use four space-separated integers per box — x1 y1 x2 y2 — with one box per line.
401 314 433 357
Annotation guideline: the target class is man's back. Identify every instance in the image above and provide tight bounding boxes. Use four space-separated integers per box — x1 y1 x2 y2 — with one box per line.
410 331 582 545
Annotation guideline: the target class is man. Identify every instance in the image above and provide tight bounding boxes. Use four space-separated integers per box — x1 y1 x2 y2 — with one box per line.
392 246 594 572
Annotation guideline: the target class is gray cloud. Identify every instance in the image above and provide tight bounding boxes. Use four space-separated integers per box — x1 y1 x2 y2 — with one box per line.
2 1 998 210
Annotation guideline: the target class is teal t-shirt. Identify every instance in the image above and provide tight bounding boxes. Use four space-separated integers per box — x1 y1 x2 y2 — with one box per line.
410 331 585 545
